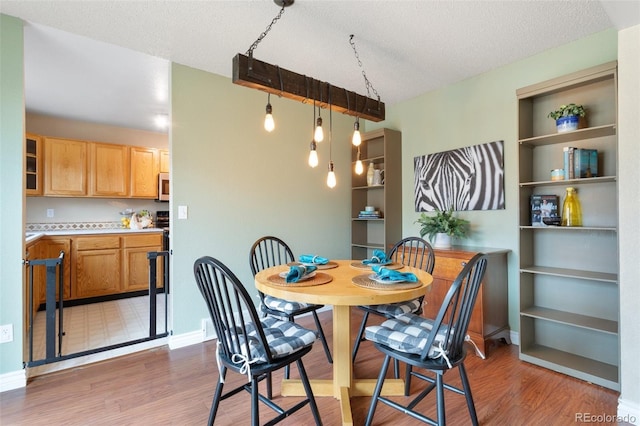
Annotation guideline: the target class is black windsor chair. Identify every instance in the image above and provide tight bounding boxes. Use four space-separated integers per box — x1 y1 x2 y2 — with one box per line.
249 236 333 396
352 237 435 377
363 253 488 426
194 256 322 426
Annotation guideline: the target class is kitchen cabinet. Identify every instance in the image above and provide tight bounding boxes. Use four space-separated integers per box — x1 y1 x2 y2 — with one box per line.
44 137 88 196
25 239 44 322
159 149 170 173
90 142 130 197
351 128 402 259
25 237 71 316
122 233 163 292
424 247 510 357
130 146 159 198
72 236 122 298
516 61 619 390
25 133 43 196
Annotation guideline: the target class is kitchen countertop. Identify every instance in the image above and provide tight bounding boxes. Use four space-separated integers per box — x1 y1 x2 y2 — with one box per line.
25 227 165 244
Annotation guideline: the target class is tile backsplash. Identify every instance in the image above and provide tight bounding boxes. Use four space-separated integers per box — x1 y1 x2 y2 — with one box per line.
26 221 124 232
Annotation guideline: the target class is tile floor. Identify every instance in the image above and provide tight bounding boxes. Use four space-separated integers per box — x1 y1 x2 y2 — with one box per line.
30 295 167 364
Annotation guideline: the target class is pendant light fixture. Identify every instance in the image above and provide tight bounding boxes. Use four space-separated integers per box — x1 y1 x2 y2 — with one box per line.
314 86 324 142
264 93 275 132
352 117 361 146
355 148 364 175
308 98 319 167
326 85 336 188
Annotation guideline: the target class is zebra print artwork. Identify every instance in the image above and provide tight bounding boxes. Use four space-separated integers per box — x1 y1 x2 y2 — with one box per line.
414 140 505 212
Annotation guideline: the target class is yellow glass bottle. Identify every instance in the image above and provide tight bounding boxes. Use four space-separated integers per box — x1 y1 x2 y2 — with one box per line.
561 187 582 227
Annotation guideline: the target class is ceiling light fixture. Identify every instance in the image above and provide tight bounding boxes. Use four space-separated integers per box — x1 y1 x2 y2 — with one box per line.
264 93 274 132
326 85 336 188
308 97 319 168
232 0 385 123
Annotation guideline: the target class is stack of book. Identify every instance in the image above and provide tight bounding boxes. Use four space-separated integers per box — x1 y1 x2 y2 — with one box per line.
358 210 382 219
563 147 598 179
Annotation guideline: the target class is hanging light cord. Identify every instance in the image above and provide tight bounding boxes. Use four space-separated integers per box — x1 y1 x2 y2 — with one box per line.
349 34 380 102
246 4 288 56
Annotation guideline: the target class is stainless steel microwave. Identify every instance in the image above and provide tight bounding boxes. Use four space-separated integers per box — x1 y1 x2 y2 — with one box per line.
158 172 170 201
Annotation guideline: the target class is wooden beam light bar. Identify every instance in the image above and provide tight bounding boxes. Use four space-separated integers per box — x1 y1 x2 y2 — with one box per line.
232 53 385 123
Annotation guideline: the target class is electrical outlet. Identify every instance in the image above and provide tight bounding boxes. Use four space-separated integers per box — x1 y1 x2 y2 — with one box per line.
47 208 54 218
0 324 13 343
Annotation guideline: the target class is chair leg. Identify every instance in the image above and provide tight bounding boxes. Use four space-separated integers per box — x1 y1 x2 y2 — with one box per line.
297 359 323 425
459 363 479 426
436 372 445 426
364 354 391 426
393 359 400 379
209 367 226 426
251 375 260 426
404 365 413 396
266 372 273 400
352 311 370 363
312 311 333 364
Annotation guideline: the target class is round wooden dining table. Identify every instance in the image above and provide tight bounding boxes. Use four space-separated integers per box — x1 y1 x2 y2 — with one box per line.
254 259 433 426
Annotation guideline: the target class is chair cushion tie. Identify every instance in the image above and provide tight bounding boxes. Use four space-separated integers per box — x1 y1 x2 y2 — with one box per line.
232 352 260 383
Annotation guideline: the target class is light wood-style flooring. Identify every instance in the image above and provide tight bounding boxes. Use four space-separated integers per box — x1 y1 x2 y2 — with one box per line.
1 309 621 425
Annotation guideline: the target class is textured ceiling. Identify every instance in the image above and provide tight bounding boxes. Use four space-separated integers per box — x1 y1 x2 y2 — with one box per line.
1 0 638 132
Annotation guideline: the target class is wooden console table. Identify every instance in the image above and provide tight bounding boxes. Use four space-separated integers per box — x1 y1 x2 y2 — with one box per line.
423 246 510 358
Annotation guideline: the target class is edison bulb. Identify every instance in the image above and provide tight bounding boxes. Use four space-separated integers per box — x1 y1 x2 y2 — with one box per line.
308 141 318 168
314 117 324 142
355 159 364 175
264 113 274 132
326 162 336 188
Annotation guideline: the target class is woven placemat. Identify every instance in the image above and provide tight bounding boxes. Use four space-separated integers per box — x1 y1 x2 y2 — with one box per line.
351 273 422 290
349 261 403 270
288 261 339 270
267 272 333 287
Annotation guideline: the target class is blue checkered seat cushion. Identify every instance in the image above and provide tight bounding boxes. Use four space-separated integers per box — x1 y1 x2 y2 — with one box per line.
363 298 422 317
232 317 318 362
262 295 320 315
365 312 450 358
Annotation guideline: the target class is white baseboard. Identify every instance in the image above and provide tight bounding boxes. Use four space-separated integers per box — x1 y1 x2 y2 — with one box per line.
510 330 520 346
0 369 27 393
618 398 640 425
168 329 204 350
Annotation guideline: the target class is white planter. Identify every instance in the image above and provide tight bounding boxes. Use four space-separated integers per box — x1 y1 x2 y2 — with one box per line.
433 233 452 249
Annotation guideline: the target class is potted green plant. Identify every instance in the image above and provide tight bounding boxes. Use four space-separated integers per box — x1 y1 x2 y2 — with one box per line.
415 207 470 249
547 103 586 133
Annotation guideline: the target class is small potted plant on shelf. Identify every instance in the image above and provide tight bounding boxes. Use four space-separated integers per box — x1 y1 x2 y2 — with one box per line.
415 207 470 249
548 103 586 133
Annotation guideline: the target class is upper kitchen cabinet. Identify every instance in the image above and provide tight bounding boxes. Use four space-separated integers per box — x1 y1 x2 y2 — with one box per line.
25 133 43 196
159 149 170 173
130 146 159 198
90 143 130 197
44 137 88 196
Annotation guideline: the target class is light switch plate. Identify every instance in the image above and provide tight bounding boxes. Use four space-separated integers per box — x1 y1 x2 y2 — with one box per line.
178 205 188 219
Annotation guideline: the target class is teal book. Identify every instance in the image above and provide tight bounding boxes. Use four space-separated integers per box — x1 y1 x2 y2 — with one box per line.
574 149 598 178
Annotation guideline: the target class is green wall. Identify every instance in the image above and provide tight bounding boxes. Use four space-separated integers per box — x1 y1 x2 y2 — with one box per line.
0 15 25 376
368 29 618 331
169 63 354 334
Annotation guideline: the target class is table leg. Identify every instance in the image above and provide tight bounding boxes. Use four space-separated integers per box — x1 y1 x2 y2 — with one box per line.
280 305 405 425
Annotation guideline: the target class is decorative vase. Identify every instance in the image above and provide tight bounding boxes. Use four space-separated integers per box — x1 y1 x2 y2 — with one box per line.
561 187 582 226
366 162 375 186
433 233 452 249
556 115 579 133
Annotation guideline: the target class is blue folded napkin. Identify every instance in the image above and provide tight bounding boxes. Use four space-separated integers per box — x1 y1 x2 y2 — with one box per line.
362 249 391 265
299 254 329 265
286 265 317 283
371 265 418 283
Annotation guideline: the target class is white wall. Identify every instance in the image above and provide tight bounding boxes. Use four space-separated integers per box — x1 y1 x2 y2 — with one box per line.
617 23 640 425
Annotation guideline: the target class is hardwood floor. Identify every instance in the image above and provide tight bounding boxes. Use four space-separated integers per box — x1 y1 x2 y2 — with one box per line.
1 309 621 425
